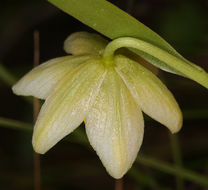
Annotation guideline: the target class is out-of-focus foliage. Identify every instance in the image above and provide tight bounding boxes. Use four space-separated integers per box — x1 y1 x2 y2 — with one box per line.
156 1 208 55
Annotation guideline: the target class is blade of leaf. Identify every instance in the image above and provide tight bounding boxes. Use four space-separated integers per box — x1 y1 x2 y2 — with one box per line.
48 0 191 75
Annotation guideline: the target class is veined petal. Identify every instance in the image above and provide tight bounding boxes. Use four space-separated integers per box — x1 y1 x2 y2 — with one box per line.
12 55 91 99
32 59 106 154
115 55 182 133
85 68 144 179
64 31 108 55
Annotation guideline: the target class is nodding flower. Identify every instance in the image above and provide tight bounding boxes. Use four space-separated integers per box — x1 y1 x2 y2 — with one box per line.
14 31 208 178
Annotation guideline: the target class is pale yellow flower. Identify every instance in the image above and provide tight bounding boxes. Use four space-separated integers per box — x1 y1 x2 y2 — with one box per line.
12 32 182 179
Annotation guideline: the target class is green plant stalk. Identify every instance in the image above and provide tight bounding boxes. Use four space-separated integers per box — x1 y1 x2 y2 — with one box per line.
137 155 208 187
0 62 33 104
0 63 17 86
102 37 208 89
0 117 32 131
1 117 208 187
169 133 184 190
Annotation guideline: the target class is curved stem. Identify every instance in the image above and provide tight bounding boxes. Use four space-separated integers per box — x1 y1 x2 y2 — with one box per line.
103 37 208 88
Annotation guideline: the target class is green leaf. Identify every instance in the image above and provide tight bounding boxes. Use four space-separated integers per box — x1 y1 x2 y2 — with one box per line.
48 0 191 75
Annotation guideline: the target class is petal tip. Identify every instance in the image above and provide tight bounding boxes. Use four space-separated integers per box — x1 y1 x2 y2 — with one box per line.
12 82 26 97
32 136 47 154
11 84 18 94
104 158 134 179
108 171 125 179
169 113 183 134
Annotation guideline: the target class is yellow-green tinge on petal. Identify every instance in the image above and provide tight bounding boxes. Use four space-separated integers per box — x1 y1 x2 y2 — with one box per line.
115 55 182 133
32 58 106 154
85 67 144 179
12 55 92 99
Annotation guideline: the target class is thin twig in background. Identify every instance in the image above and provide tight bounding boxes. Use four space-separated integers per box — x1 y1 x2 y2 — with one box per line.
33 31 41 190
115 179 123 190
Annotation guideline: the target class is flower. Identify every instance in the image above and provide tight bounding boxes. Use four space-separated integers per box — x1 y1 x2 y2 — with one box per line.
12 32 182 179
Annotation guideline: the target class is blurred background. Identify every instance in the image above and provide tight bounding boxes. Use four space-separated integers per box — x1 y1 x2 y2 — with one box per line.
0 0 208 189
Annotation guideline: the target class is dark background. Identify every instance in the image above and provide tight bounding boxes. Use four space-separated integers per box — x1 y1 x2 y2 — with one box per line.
0 0 208 189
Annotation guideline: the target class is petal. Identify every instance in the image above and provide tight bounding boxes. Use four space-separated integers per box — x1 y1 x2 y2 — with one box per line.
85 68 144 179
12 55 91 99
115 55 182 133
32 58 106 154
64 31 108 55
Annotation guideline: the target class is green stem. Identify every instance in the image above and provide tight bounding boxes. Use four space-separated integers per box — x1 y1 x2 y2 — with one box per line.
102 37 208 88
0 63 17 86
137 155 208 187
0 117 32 131
0 62 32 104
169 133 184 190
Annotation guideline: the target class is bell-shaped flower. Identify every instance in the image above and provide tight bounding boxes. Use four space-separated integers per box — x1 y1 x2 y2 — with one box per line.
12 32 183 179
